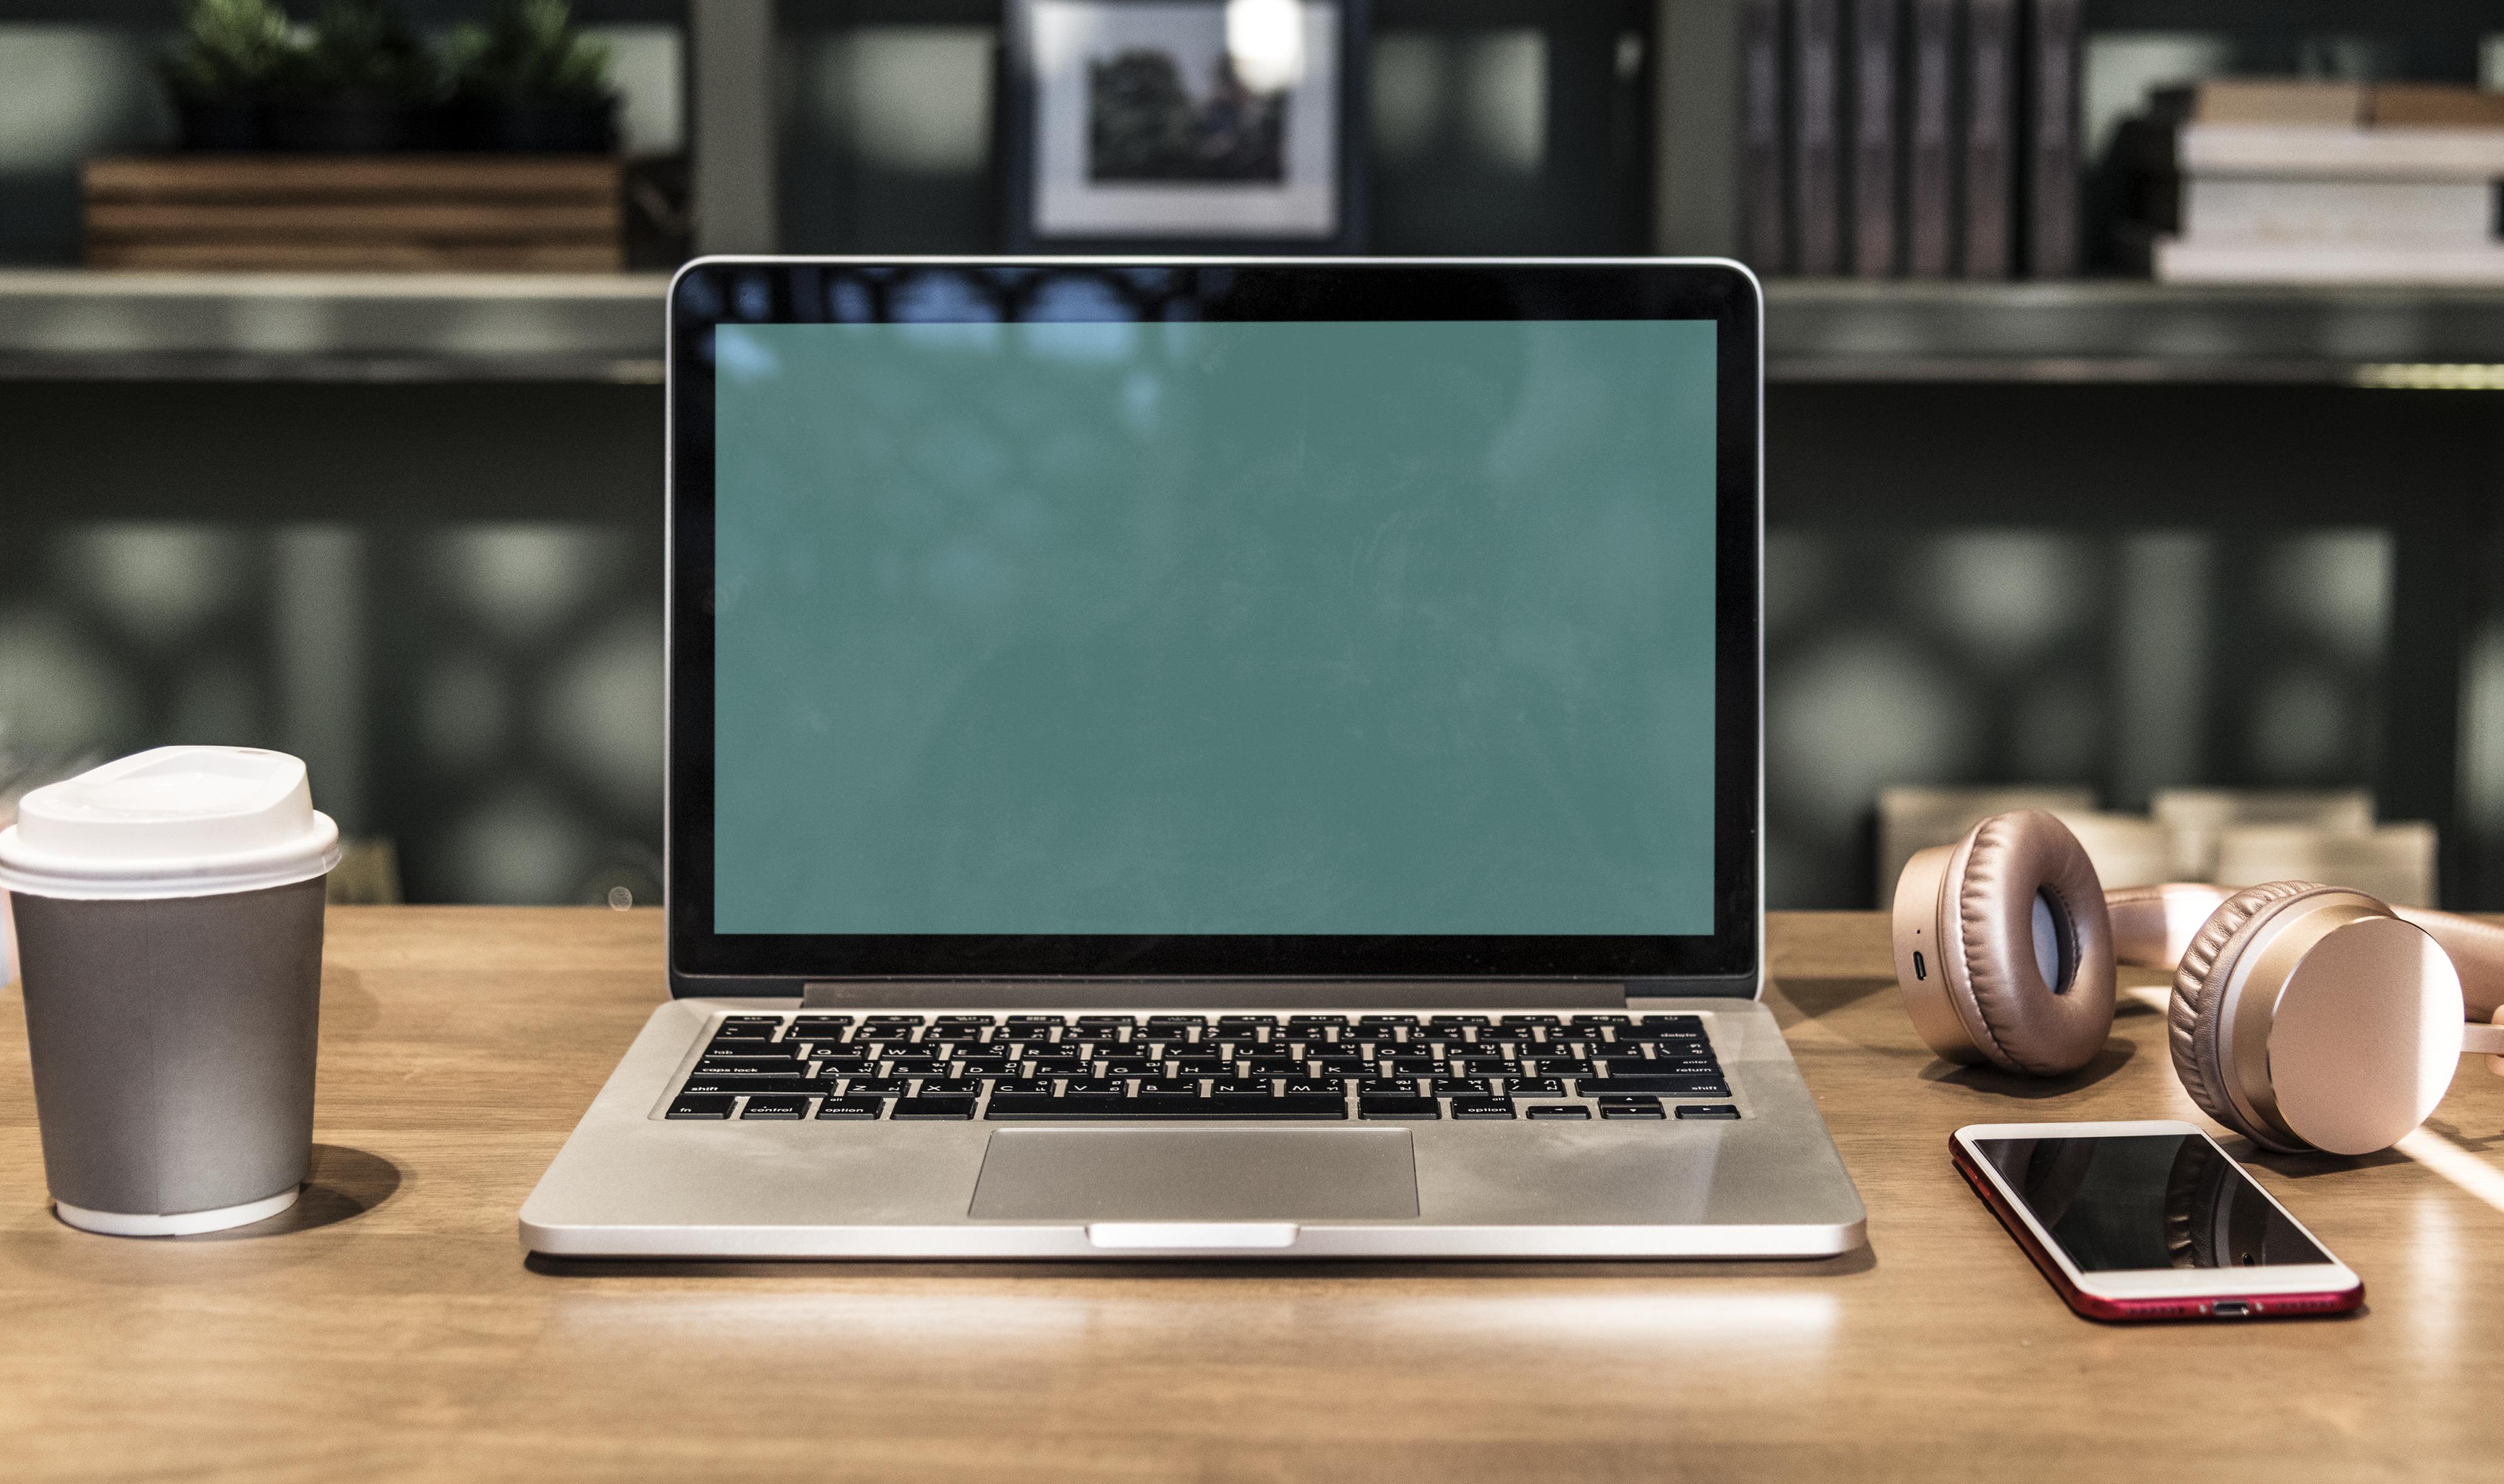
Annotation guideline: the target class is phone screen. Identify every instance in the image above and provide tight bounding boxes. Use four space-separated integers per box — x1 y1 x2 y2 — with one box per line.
1973 1133 2329 1272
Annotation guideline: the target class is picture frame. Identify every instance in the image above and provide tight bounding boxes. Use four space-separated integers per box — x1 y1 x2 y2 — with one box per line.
1003 0 1367 252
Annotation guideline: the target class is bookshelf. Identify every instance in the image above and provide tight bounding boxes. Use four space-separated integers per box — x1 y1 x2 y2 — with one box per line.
10 269 2504 383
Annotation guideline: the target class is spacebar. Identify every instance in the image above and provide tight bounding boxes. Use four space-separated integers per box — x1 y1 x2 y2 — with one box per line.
987 1093 1346 1120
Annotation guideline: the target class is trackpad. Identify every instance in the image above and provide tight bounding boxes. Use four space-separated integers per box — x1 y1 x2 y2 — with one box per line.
969 1128 1420 1221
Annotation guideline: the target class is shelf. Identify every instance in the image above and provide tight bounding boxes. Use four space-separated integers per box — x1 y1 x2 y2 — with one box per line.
8 269 2504 385
1763 279 2504 384
0 269 670 383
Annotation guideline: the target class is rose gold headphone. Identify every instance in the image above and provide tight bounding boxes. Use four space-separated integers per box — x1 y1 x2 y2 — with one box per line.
1892 809 2504 1155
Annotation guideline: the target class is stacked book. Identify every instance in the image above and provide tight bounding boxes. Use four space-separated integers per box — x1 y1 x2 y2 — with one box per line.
2116 80 2504 285
1742 0 2083 279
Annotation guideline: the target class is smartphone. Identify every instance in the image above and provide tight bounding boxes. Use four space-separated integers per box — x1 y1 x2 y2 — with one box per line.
1951 1120 2363 1322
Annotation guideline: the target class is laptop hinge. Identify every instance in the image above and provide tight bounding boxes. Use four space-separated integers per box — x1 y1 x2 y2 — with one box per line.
796 980 1633 1010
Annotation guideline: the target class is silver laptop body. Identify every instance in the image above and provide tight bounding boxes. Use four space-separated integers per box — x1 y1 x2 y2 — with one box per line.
521 257 1866 1260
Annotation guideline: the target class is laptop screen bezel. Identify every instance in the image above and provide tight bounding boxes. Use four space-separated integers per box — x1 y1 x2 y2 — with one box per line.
665 257 1760 991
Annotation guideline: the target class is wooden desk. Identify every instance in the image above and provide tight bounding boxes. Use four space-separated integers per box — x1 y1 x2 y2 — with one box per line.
5 908 2500 1481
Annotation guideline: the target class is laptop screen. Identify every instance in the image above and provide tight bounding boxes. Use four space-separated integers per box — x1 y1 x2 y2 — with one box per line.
670 262 1759 985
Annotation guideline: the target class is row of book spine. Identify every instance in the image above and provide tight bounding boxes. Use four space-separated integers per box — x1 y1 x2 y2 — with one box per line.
1743 0 2081 279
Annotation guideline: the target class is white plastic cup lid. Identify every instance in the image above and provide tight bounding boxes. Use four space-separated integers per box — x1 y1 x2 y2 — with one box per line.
0 747 341 900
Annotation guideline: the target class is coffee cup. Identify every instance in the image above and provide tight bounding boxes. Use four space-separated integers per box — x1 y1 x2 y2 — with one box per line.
0 747 339 1236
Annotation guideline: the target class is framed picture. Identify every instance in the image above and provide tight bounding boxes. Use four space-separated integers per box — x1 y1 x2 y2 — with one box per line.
1005 0 1366 251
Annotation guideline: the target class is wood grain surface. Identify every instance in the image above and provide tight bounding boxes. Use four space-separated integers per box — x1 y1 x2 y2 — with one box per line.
3 906 2498 1481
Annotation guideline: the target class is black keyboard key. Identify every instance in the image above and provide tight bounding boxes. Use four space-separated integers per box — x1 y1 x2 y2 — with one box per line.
1101 1058 1162 1077
1005 1014 1065 1026
1526 1058 1592 1077
1638 1015 1706 1035
860 1015 925 1030
998 1024 1060 1043
992 1078 1054 1095
1219 1014 1278 1028
697 1058 803 1077
1449 1097 1516 1120
986 1092 1123 1118
1502 1077 1566 1097
1428 1015 1489 1028
843 1077 906 1096
1676 1103 1742 1120
679 1075 823 1096
1501 1015 1561 1027
709 1034 799 1053
1281 1078 1348 1097
1316 1055 1377 1076
1244 1057 1305 1076
891 1095 978 1120
1526 1104 1591 1120
1473 1026 1536 1044
1452 1056 1513 1076
1287 1015 1348 1028
1207 1092 1346 1118
667 1094 736 1119
1568 1015 1631 1028
1388 1057 1444 1075
1064 1077 1126 1095
1147 1014 1208 1028
1123 1090 1199 1115
791 1015 853 1031
917 1078 986 1097
1358 1078 1420 1097
1213 1077 1276 1095
815 1096 885 1120
1139 1077 1204 1094
1076 1015 1137 1028
1581 1074 1732 1097
1358 1093 1439 1120
719 1016 783 1029
935 1015 994 1028
1433 1078 1491 1097
741 1095 811 1120
1358 1015 1419 1026
1598 1096 1666 1119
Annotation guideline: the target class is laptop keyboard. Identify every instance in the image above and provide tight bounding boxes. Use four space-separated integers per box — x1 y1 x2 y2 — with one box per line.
664 1013 1737 1123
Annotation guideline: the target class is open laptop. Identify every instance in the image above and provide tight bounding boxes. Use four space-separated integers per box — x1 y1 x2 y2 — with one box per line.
519 257 1865 1259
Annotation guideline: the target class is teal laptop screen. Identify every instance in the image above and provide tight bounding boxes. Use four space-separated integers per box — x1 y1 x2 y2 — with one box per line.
711 315 1719 937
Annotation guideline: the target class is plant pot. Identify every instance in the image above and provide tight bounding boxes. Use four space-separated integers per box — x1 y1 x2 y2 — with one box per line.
261 98 453 153
454 96 618 153
172 97 263 151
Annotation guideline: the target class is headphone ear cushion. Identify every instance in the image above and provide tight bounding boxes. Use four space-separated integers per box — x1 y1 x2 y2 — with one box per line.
1951 811 2116 1075
2170 880 2326 1149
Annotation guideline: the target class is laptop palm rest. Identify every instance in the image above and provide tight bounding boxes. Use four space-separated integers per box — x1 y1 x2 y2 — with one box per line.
969 1128 1420 1222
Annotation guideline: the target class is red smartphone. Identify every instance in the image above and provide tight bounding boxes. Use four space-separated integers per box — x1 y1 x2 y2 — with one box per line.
1951 1120 2363 1322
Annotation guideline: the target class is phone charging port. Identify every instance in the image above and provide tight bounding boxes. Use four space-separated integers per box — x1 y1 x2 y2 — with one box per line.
2210 1301 2250 1319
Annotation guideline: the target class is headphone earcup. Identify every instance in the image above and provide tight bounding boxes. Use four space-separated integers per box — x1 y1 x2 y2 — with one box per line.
1889 811 2117 1075
2170 880 2329 1152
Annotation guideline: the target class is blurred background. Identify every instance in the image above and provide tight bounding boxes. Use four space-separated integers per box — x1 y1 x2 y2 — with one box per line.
3 0 2503 914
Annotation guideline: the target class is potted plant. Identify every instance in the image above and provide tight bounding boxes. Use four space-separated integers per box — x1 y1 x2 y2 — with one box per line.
262 0 448 152
158 0 298 150
448 0 618 153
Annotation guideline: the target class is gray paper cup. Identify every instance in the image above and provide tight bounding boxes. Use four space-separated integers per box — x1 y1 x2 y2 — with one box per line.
0 748 339 1236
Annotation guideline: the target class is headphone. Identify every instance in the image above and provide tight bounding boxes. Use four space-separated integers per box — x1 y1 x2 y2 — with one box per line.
1891 809 2504 1155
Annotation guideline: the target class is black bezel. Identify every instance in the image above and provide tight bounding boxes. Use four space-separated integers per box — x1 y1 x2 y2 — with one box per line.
667 258 1760 993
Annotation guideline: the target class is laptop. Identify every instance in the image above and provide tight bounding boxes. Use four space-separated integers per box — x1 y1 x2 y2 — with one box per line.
520 257 1866 1259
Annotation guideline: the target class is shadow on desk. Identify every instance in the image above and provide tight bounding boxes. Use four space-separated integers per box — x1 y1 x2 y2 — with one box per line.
196 1143 402 1239
1917 1040 2136 1097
